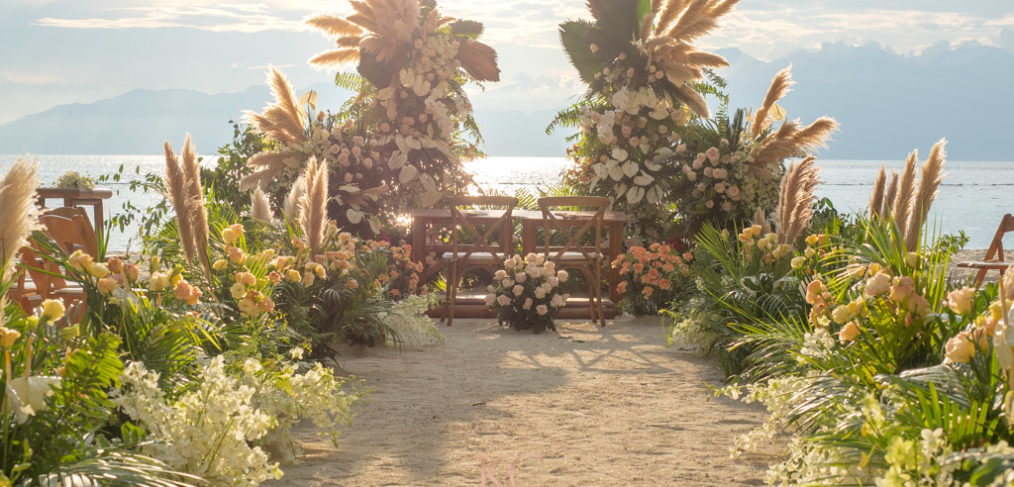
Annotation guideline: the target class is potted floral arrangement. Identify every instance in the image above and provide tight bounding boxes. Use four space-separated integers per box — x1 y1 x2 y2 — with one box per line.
612 242 693 315
485 253 569 333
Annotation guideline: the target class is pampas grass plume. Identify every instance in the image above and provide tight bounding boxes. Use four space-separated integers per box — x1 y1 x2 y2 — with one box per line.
905 139 947 251
251 186 274 224
0 157 40 278
869 166 886 219
164 141 195 264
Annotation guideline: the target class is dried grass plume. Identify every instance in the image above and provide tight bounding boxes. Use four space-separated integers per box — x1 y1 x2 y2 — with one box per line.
776 155 820 245
164 141 195 264
302 157 330 255
0 157 40 279
181 135 212 278
905 139 947 251
251 186 274 224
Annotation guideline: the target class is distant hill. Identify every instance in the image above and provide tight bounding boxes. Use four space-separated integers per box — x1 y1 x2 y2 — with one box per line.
1 42 1011 159
716 42 1014 161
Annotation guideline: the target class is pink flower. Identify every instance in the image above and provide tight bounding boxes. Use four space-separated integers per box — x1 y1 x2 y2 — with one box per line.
721 202 732 212
329 144 341 154
513 285 524 296
705 200 715 209
496 295 511 306
727 186 740 198
523 298 533 310
703 167 713 177
536 304 548 316
676 144 687 154
714 182 726 193
705 147 720 164
692 157 704 170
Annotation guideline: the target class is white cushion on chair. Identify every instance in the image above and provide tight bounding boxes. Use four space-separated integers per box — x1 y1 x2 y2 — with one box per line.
548 251 603 261
440 251 502 263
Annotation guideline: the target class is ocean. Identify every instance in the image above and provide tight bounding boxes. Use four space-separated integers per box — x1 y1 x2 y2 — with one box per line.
1 155 1010 250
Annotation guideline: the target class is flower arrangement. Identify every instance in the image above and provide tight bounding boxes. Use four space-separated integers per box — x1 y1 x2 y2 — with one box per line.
486 253 569 333
611 242 692 315
54 170 95 189
238 0 500 235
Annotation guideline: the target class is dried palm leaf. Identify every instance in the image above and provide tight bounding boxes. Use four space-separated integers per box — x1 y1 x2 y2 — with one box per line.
305 14 363 37
243 68 306 146
309 48 360 68
673 83 710 118
457 40 500 82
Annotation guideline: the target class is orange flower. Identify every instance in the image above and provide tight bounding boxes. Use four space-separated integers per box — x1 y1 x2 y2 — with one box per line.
616 281 628 295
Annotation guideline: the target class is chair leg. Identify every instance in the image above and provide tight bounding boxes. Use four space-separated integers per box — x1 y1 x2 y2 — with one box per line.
594 264 605 327
446 262 457 327
583 267 597 324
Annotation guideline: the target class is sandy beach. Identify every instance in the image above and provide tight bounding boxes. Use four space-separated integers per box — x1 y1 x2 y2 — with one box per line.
266 316 777 486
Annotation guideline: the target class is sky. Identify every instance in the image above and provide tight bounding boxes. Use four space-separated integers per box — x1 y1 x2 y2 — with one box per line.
2 0 1013 126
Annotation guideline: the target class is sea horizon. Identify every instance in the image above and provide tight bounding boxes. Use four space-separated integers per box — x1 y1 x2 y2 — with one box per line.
3 154 1011 251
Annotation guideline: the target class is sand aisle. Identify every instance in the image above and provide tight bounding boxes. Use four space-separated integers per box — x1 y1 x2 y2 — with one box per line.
268 316 775 486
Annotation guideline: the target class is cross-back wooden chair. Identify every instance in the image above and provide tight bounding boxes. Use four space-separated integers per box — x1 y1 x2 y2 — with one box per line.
536 196 610 326
957 213 1014 288
443 196 518 326
28 213 97 311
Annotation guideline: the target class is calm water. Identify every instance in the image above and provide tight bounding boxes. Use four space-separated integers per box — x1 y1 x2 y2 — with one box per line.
2 155 1011 250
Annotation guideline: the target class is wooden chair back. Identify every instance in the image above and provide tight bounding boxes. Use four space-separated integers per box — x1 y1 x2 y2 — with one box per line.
446 196 518 263
974 213 1014 286
536 196 609 263
41 210 98 258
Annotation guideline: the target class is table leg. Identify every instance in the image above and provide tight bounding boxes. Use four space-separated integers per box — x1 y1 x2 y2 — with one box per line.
607 222 623 302
411 218 425 265
94 201 104 244
521 220 536 257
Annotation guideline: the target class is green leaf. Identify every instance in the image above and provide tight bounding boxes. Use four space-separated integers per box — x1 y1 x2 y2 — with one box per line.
586 0 640 41
636 0 652 27
449 20 483 39
559 21 610 84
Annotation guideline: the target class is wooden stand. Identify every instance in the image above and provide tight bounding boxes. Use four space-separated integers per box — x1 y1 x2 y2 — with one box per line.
425 296 618 320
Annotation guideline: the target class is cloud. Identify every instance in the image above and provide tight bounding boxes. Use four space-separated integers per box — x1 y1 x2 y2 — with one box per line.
702 7 1014 60
35 4 306 33
1 72 66 85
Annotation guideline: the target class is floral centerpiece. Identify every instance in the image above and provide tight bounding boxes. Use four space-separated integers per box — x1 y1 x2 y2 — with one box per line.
486 253 569 333
612 242 693 315
238 0 500 235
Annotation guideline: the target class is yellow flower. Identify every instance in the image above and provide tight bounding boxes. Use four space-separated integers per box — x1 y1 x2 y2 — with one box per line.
790 256 806 269
805 234 819 246
838 321 860 344
124 263 140 282
0 326 21 348
87 262 110 279
67 250 93 272
345 279 359 290
302 271 316 287
944 332 976 363
230 282 247 299
945 286 975 315
227 246 246 265
221 223 244 245
212 259 229 271
804 248 816 259
97 276 118 295
235 271 257 287
314 263 326 279
149 272 170 291
286 269 302 283
40 299 65 323
238 298 258 317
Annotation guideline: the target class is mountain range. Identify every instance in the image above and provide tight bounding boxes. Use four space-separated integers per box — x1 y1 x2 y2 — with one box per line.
0 42 1011 160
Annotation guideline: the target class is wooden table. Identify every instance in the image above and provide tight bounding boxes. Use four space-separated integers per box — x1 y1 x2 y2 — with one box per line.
36 187 113 240
409 208 628 301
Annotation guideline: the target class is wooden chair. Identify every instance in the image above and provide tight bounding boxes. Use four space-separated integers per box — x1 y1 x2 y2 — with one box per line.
957 213 1014 288
6 260 41 314
442 196 518 326
535 196 610 326
27 213 97 311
